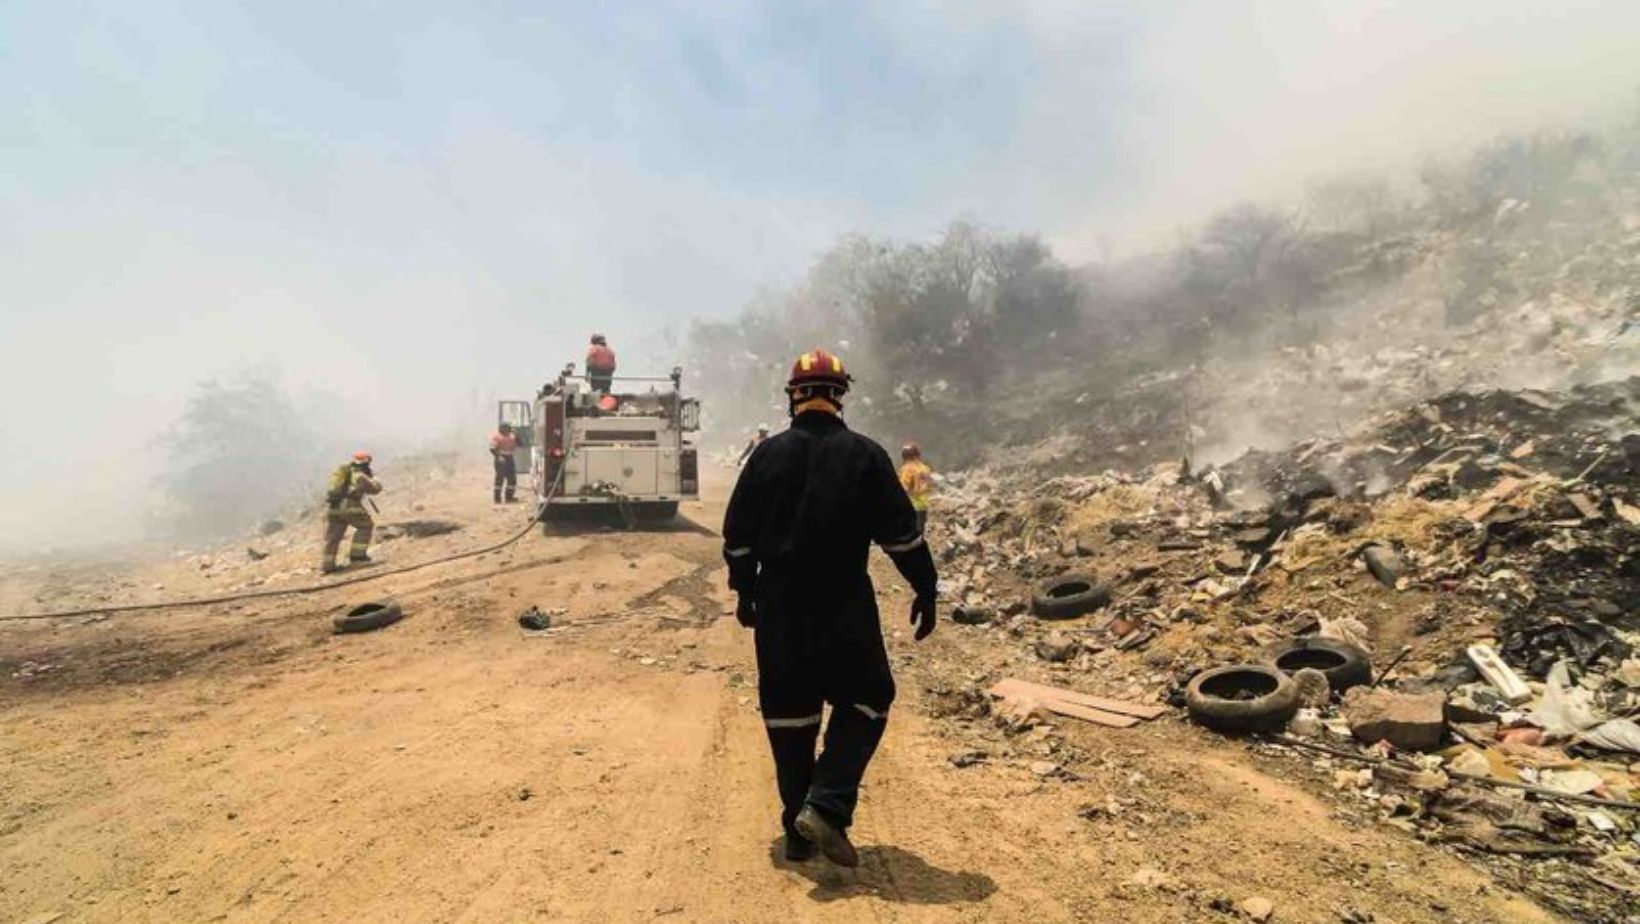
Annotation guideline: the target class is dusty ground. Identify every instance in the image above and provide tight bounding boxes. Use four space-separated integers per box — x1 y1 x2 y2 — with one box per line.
0 464 1572 924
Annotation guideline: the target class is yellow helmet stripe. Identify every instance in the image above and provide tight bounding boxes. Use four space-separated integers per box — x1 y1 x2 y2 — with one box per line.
800 353 814 371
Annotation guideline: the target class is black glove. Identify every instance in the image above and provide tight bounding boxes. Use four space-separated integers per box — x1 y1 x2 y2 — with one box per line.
735 594 756 629
909 593 936 641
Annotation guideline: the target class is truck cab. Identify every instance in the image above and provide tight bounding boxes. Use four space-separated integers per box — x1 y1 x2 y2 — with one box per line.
531 365 700 526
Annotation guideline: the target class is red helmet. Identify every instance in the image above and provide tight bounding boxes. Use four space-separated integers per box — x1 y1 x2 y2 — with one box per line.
901 442 921 460
787 348 851 391
352 451 373 464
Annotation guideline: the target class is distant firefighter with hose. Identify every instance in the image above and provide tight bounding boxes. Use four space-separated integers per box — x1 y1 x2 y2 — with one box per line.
722 348 938 866
320 451 383 574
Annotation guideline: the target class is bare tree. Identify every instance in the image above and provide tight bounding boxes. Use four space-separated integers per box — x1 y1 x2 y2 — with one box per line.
1199 202 1297 286
1304 172 1395 235
683 222 1081 434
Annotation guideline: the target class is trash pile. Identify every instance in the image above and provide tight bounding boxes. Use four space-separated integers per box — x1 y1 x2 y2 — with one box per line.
1187 290 1636 471
1230 637 1640 923
921 375 1639 921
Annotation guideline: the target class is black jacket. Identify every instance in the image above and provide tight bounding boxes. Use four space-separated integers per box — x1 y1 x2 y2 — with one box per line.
723 412 937 614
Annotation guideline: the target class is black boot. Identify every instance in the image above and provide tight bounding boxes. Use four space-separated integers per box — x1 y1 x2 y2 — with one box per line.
794 804 858 867
783 829 816 862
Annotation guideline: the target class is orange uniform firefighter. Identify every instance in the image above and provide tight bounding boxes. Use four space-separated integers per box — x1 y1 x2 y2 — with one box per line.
321 452 382 573
722 348 938 866
586 333 617 393
490 423 519 504
898 442 934 534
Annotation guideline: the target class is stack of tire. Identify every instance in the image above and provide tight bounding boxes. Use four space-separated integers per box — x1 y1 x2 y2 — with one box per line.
1184 637 1371 734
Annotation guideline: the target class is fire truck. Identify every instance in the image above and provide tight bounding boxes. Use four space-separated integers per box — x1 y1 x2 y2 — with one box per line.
504 364 700 528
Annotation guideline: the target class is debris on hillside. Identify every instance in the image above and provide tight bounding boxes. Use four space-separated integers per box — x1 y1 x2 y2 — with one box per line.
913 376 1639 922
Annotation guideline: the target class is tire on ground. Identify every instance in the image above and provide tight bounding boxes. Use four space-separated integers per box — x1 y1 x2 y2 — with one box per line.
1030 575 1112 619
333 600 404 634
1264 637 1372 693
1185 664 1301 734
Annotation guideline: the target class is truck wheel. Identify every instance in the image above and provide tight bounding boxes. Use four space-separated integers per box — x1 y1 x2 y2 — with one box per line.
1185 664 1300 734
1264 637 1372 693
332 600 404 634
1030 575 1111 619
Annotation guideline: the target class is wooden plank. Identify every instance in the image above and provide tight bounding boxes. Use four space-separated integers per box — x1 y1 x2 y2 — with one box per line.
984 682 1141 725
989 678 1167 721
1039 700 1140 728
993 678 1167 720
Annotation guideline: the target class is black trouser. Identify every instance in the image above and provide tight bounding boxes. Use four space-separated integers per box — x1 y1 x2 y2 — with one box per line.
755 591 895 834
493 454 516 502
589 371 613 393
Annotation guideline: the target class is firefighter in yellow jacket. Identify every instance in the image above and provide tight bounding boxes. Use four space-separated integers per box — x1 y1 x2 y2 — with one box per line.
898 442 934 534
321 451 383 573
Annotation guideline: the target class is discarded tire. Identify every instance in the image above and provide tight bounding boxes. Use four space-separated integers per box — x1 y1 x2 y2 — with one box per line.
1265 637 1372 693
332 600 404 634
1185 664 1301 734
1030 575 1111 619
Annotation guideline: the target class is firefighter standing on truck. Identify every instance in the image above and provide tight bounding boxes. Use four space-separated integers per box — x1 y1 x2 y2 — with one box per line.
586 333 617 393
722 348 938 867
320 451 382 574
490 422 518 504
898 442 934 534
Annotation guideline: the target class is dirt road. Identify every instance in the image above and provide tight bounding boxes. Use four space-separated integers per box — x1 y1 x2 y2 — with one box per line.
0 469 1568 923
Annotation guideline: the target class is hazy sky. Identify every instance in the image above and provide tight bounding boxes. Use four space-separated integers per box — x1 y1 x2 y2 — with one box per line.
3 0 1637 547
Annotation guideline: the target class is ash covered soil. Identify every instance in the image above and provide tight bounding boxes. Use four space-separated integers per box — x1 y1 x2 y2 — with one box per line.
1 382 1636 923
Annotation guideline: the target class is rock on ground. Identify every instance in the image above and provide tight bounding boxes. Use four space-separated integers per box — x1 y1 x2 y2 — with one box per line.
1342 687 1447 751
1240 895 1275 921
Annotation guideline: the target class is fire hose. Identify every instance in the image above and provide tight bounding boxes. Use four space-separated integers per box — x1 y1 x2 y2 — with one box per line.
1 462 569 624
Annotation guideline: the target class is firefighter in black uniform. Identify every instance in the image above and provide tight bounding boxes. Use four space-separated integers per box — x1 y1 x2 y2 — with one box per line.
722 348 938 867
